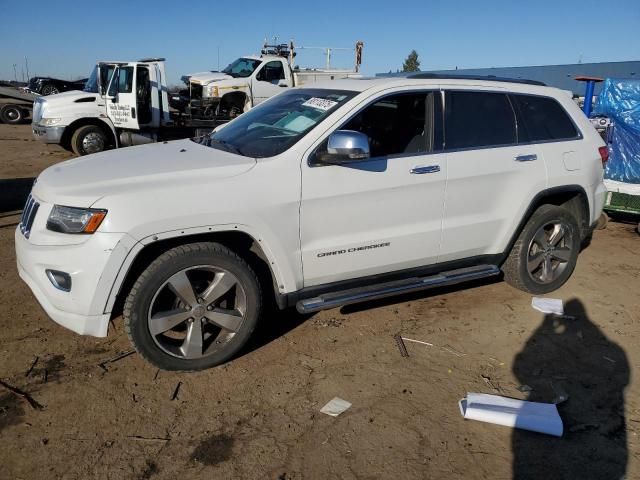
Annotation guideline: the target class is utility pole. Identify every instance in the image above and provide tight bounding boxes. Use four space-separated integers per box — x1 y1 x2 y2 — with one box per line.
217 46 220 71
13 64 18 82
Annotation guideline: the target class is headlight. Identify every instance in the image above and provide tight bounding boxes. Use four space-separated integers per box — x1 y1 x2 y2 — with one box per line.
41 117 62 126
47 205 107 234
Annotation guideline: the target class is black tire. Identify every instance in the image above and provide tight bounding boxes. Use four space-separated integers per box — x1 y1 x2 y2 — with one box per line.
0 105 25 124
124 242 262 371
502 204 580 294
70 125 109 156
41 84 59 96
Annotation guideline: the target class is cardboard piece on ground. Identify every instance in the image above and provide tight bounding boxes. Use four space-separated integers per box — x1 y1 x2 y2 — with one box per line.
531 297 564 315
320 397 352 417
459 392 563 437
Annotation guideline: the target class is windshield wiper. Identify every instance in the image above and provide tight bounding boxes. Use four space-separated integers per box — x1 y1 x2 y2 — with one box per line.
208 137 244 156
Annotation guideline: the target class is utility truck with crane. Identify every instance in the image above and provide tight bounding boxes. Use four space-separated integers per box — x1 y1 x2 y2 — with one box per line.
31 41 364 156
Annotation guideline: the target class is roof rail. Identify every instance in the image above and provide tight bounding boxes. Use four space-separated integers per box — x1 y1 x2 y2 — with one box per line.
407 73 546 86
138 57 166 63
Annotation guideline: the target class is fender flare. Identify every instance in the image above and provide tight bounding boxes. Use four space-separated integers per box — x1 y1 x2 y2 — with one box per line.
102 223 293 315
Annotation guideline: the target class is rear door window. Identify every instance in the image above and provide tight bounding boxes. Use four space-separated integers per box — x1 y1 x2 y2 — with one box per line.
444 91 517 150
511 94 579 142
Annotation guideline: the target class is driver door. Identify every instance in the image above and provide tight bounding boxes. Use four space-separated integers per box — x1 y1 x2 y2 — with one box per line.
252 61 287 105
300 89 447 287
106 63 140 130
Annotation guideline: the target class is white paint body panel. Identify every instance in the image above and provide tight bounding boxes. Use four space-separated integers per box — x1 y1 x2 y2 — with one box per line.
16 77 606 337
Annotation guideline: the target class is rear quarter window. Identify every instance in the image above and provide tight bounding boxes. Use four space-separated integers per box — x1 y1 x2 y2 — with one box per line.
511 94 579 142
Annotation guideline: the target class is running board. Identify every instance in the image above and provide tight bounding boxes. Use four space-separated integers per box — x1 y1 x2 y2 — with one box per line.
296 264 500 314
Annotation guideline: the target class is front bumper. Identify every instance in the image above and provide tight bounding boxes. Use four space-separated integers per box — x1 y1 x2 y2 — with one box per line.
15 227 136 337
32 124 65 144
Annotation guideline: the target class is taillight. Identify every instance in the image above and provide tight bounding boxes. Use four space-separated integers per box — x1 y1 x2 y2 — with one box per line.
598 146 609 166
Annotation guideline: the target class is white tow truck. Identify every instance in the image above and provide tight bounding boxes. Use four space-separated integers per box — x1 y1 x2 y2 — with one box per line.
31 41 364 156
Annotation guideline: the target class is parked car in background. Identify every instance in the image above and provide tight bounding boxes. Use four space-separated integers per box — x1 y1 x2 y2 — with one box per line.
16 75 607 371
26 76 87 96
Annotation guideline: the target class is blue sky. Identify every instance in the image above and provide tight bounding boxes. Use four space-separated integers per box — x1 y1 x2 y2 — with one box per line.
1 0 639 86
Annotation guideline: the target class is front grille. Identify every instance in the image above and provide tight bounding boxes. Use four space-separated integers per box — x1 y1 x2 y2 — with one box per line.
190 83 203 100
19 194 40 239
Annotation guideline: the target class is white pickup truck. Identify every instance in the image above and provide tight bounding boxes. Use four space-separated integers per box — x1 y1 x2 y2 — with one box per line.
30 42 363 156
181 41 363 121
16 75 607 371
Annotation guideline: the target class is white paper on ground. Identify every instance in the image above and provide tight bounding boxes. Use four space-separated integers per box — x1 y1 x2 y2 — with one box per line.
459 393 563 437
531 297 564 315
320 397 352 417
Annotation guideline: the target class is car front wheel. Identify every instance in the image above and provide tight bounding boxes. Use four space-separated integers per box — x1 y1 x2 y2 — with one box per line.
124 242 262 371
502 204 580 294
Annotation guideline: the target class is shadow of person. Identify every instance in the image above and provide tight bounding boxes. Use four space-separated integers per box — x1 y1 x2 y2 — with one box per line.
512 299 629 480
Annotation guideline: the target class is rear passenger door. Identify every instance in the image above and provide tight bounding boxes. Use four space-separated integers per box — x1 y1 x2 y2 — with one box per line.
439 89 547 262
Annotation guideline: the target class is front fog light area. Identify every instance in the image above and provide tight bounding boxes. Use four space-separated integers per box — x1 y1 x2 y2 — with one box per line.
46 269 71 292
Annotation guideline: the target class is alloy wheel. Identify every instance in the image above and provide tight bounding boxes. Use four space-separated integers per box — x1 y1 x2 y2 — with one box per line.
148 266 247 359
527 221 573 284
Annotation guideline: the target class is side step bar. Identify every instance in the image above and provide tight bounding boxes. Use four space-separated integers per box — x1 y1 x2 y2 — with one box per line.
296 264 500 314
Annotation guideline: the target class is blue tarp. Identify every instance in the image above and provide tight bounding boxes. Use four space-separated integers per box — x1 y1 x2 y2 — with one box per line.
593 78 640 184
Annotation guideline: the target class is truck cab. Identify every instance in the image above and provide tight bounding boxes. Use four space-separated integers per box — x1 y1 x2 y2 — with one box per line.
32 59 171 155
182 41 363 121
183 55 294 121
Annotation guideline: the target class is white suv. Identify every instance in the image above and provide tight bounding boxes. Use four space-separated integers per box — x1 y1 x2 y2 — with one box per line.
16 76 607 370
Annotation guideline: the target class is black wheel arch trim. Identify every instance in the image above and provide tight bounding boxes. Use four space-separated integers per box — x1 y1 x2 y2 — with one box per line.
499 184 590 266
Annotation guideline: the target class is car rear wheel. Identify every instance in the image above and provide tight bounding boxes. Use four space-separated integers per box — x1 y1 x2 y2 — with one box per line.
502 204 580 294
41 84 60 95
124 242 262 371
71 125 109 156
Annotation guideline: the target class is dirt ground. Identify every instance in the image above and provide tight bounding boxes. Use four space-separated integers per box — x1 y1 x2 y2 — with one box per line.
0 123 638 480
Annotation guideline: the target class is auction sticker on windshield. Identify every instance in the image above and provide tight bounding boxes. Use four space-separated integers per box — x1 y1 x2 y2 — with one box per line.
302 97 338 111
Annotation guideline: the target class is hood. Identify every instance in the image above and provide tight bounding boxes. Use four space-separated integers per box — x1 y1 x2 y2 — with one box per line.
33 138 256 207
40 90 94 102
183 71 233 85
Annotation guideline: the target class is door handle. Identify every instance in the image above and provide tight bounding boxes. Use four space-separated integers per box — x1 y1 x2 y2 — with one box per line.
411 165 440 174
514 154 537 162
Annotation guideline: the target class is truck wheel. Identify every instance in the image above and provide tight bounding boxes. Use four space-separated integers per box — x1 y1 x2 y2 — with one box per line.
41 84 59 95
0 105 25 124
71 125 109 156
124 242 262 371
502 204 580 294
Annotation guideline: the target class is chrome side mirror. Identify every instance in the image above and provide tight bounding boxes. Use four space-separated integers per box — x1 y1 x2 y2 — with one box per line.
318 130 370 164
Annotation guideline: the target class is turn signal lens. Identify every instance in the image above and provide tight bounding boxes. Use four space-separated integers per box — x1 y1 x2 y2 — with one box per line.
83 211 107 233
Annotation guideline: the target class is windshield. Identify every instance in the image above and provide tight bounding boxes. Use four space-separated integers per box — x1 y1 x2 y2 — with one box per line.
222 58 262 78
197 88 357 158
83 64 116 94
